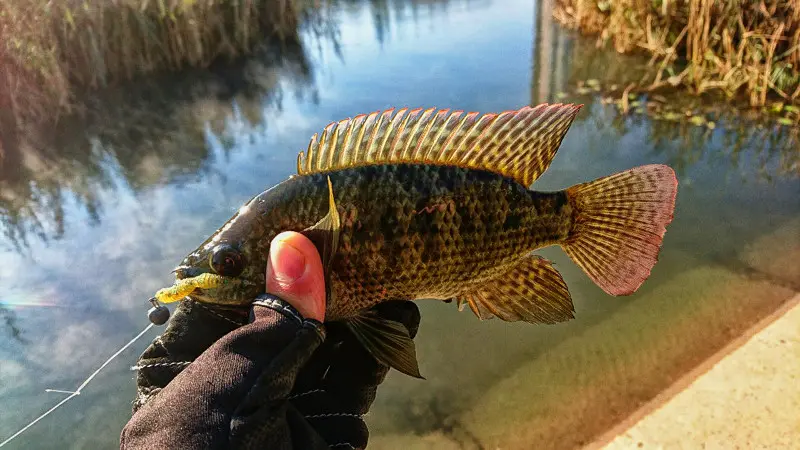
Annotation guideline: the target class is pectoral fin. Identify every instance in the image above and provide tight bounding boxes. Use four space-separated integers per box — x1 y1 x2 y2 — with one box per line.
301 176 341 302
345 310 423 379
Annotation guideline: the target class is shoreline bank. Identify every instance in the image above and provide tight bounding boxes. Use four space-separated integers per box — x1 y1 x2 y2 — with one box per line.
591 292 800 449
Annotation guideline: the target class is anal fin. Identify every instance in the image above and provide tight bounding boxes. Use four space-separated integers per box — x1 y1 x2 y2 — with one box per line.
458 255 575 324
345 310 423 379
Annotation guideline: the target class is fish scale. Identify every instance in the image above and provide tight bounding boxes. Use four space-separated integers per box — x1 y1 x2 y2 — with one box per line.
179 164 569 320
151 104 677 378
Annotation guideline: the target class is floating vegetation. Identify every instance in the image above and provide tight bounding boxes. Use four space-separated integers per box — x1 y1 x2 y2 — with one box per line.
560 77 799 133
553 0 800 111
555 78 799 181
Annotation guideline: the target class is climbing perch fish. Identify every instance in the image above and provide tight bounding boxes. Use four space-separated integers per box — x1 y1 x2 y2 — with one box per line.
148 103 678 379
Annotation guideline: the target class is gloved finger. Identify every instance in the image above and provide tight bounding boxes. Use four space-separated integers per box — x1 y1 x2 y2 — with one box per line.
132 299 248 412
291 321 350 391
232 318 326 416
292 300 420 389
301 413 369 450
304 301 421 414
289 320 386 418
265 231 326 322
289 332 381 423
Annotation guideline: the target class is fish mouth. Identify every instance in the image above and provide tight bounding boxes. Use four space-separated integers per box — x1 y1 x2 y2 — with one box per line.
154 271 255 305
154 272 224 304
172 265 204 280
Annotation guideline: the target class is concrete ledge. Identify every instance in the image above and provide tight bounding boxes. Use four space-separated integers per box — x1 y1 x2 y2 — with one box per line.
591 293 800 449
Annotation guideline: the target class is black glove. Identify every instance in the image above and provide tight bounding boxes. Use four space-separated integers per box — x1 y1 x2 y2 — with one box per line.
287 299 421 448
120 296 420 450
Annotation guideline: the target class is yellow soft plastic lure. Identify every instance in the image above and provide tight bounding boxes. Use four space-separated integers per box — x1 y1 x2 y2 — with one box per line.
154 273 228 304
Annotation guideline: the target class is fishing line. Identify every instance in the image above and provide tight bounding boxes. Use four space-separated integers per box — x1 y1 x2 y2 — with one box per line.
0 323 156 448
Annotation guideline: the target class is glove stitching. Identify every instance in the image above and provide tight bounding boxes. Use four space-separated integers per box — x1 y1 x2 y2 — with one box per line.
287 389 326 400
252 294 304 324
329 443 356 449
195 302 247 327
133 388 162 409
304 412 363 420
152 336 165 348
138 386 158 395
130 361 192 371
301 318 326 342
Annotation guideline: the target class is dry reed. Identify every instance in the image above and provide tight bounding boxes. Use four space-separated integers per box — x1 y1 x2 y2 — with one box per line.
0 0 305 131
554 0 800 109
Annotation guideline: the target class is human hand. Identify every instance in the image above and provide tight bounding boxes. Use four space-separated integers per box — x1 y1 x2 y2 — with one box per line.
122 231 420 450
264 231 327 321
259 231 421 449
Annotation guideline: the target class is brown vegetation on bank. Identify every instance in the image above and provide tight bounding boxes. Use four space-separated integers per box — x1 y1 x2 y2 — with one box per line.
554 0 800 110
0 0 304 131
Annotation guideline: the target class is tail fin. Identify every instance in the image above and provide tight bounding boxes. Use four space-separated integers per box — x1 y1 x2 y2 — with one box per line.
562 164 678 296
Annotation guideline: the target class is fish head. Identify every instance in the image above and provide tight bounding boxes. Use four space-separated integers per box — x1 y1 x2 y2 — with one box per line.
160 187 287 307
172 237 266 306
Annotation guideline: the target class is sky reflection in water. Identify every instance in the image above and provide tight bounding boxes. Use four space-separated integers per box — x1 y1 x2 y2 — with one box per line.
0 0 798 448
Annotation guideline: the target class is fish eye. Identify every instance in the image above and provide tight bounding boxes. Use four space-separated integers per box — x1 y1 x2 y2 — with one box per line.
209 244 245 277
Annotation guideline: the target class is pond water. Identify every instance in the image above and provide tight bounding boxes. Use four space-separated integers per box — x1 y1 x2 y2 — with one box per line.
1 0 798 448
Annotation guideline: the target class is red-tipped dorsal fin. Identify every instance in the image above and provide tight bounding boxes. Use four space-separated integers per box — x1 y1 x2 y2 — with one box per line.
296 104 583 187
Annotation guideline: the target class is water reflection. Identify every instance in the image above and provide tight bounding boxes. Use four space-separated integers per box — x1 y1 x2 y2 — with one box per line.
3 0 791 256
531 0 573 105
0 43 315 253
0 0 798 448
531 3 799 183
0 309 24 344
0 0 494 254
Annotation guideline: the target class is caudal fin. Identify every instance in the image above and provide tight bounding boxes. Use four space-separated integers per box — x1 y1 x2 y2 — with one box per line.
562 165 678 296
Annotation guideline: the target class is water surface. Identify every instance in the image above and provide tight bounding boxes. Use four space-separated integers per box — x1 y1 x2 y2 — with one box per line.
1 0 798 448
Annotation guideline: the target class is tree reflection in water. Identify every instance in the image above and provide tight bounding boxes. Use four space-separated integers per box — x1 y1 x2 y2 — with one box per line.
0 42 315 253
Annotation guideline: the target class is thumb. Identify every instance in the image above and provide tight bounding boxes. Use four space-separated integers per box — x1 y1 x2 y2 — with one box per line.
265 231 326 322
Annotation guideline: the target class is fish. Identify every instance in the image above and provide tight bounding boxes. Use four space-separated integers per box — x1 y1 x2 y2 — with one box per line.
149 103 678 379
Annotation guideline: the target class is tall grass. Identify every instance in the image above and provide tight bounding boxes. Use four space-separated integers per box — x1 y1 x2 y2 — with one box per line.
554 0 800 108
0 0 306 130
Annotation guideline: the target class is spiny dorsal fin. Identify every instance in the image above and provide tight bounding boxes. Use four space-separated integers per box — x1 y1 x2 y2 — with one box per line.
457 255 575 324
296 104 583 187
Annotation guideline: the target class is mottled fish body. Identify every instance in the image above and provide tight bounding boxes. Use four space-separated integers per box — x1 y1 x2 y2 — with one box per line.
152 104 678 378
